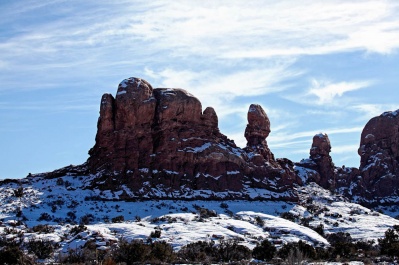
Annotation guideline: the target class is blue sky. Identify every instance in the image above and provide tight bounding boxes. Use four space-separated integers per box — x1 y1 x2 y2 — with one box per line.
1 0 399 179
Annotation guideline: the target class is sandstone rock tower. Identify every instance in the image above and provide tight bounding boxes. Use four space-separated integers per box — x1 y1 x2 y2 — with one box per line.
87 77 300 199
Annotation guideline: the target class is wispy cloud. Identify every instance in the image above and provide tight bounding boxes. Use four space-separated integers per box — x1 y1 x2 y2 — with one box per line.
269 126 364 145
351 103 399 120
308 79 372 105
144 61 301 118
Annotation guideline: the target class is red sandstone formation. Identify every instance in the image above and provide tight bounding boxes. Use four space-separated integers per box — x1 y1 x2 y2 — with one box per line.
39 76 399 205
357 110 399 201
87 77 300 200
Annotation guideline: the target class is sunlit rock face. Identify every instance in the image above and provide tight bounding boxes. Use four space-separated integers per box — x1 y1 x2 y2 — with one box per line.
87 77 300 200
357 110 399 201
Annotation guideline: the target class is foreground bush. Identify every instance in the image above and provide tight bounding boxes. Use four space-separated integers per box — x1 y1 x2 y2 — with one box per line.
178 239 251 263
26 238 57 259
379 225 399 257
252 239 276 261
0 246 35 265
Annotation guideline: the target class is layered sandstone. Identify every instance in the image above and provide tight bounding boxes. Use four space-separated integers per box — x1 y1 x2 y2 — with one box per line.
87 77 299 200
357 110 399 201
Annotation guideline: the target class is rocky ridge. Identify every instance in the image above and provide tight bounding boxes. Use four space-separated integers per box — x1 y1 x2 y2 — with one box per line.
86 77 300 200
30 77 399 205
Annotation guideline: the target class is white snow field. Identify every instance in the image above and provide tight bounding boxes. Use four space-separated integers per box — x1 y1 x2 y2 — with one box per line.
0 174 398 264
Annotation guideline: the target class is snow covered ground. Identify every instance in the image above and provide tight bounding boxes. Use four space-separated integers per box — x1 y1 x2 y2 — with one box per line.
0 174 398 263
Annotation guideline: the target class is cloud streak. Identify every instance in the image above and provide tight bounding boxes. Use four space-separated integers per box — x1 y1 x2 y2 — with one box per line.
308 79 372 105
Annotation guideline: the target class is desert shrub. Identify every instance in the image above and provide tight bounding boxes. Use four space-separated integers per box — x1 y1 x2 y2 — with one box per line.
32 224 55 234
148 241 175 263
13 186 24 197
252 239 276 261
277 240 316 260
60 242 99 264
312 223 325 236
178 241 217 263
379 225 399 257
198 207 217 219
37 212 52 222
218 239 252 262
220 202 229 209
280 211 296 222
255 216 265 227
26 238 56 259
178 239 251 263
80 214 94 225
56 178 64 185
0 246 34 265
112 239 151 264
60 247 86 264
67 200 79 209
66 211 76 221
70 224 87 236
111 215 124 223
327 232 355 259
150 229 162 238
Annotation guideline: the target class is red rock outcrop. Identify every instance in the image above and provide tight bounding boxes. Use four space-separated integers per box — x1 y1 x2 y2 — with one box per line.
87 77 300 200
244 104 274 162
357 110 399 201
296 110 399 205
295 133 335 189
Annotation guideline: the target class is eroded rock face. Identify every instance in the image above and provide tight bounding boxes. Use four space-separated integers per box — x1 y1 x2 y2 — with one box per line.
244 104 274 162
295 133 335 189
357 110 399 200
87 77 300 200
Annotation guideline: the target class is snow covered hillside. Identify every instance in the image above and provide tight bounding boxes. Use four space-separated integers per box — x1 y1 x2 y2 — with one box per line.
0 174 398 262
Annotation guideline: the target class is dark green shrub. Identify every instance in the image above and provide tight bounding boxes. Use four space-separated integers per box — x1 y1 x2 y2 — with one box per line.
255 216 265 226
280 212 296 222
13 186 24 197
218 239 252 262
148 241 175 263
80 214 94 225
0 246 34 265
26 238 56 259
70 224 87 236
150 229 162 238
37 212 52 222
277 240 316 260
312 223 324 236
252 239 276 261
111 215 124 223
32 224 55 234
178 241 216 263
379 225 399 257
112 239 151 264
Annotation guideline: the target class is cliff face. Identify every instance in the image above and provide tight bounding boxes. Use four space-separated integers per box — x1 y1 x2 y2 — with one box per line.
356 110 399 203
87 77 300 200
54 76 399 204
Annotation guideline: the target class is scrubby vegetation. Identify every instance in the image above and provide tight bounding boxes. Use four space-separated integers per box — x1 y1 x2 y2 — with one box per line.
0 222 399 264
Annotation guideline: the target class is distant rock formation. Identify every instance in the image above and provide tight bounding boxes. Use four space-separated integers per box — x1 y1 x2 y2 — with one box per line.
34 76 399 205
87 77 300 200
296 133 335 189
356 110 399 203
296 110 399 205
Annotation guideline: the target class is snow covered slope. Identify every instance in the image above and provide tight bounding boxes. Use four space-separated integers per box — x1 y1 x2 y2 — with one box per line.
0 175 398 261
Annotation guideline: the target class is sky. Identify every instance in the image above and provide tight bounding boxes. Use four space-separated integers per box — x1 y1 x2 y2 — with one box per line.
1 0 399 179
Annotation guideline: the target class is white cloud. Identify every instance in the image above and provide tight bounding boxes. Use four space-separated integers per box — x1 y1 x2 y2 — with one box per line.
269 126 364 145
145 62 301 118
308 79 372 105
352 103 399 119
